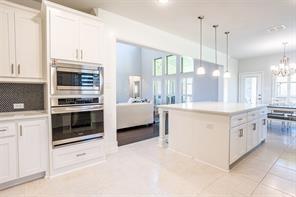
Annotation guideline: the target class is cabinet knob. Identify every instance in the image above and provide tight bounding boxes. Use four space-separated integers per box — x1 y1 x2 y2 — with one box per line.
81 50 83 60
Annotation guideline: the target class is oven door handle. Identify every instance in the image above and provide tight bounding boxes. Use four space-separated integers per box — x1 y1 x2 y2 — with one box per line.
51 105 103 114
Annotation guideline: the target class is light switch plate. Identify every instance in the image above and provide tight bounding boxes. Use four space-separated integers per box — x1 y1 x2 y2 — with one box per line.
13 103 24 109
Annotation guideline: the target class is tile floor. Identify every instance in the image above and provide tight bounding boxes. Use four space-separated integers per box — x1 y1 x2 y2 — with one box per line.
1 123 296 197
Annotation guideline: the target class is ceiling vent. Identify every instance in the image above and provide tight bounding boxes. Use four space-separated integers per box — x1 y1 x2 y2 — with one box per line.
266 25 287 33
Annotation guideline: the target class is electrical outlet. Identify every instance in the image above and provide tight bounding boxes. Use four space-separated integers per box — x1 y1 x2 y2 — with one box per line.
13 103 24 109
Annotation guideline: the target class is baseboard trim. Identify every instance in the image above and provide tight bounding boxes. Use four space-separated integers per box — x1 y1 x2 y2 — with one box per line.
0 172 45 191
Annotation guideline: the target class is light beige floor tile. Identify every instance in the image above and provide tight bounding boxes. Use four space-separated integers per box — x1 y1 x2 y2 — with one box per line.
252 184 293 197
269 165 296 182
200 174 258 196
262 174 296 196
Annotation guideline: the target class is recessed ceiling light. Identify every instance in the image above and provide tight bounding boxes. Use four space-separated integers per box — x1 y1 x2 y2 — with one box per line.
266 25 287 33
158 0 168 4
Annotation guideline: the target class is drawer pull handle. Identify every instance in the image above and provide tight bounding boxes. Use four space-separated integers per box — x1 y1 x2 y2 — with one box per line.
253 123 256 131
263 119 266 126
0 129 7 132
239 129 244 137
237 118 243 121
76 153 86 157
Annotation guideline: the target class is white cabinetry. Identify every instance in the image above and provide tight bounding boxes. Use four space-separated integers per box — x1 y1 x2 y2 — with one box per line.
49 8 104 65
230 108 267 164
0 2 42 81
0 5 14 78
230 125 247 164
0 118 47 185
15 10 42 79
18 119 46 177
0 122 17 184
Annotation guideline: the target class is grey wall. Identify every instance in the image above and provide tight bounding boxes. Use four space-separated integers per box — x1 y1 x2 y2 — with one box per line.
238 50 296 104
0 83 44 112
117 42 220 104
116 42 142 103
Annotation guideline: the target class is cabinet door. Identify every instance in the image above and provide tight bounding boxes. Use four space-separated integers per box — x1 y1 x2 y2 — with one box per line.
50 9 79 61
261 117 267 141
15 10 42 79
0 5 15 77
230 125 247 164
18 119 46 177
247 121 259 151
0 137 17 184
79 18 103 64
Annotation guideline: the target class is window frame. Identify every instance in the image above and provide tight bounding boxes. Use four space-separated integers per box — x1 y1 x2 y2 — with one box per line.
153 57 163 77
165 55 177 75
180 56 194 74
272 74 296 103
180 77 193 103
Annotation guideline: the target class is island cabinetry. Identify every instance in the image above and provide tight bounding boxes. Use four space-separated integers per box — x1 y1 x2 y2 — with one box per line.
159 103 268 171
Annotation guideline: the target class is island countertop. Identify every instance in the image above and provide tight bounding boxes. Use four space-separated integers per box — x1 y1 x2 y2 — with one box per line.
158 102 267 115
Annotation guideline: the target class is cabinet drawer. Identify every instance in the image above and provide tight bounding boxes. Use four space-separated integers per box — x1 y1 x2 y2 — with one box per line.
231 113 247 127
53 140 104 170
0 122 16 138
247 110 259 121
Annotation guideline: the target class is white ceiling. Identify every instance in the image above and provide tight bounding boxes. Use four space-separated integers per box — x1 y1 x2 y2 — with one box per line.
35 0 296 59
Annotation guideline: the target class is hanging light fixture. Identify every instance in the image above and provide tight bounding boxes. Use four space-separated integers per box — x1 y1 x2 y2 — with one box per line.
212 25 220 77
270 42 296 77
224 31 231 78
196 16 206 75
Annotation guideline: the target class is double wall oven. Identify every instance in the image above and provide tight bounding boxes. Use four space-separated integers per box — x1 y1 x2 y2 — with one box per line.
50 63 104 147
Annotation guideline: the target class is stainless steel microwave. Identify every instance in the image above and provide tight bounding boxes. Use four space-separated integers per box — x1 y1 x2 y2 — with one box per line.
51 64 103 95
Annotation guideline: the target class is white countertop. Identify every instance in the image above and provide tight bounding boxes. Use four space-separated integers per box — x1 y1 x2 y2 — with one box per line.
0 111 49 121
158 102 267 115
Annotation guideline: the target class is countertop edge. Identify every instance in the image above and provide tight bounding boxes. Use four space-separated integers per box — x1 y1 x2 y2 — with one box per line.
157 105 267 116
0 111 49 121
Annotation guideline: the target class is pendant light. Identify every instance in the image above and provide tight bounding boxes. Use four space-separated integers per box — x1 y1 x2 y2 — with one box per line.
196 16 206 75
224 31 231 78
212 25 220 77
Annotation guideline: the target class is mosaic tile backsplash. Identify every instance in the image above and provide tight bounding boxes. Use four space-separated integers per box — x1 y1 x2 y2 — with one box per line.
0 83 44 112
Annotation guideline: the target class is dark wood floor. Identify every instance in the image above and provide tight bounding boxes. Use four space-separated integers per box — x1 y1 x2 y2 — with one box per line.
117 123 159 146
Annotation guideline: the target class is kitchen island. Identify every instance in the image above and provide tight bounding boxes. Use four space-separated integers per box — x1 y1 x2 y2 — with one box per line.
158 102 268 171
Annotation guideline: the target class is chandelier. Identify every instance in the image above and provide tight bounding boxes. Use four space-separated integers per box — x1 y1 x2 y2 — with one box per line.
271 42 296 77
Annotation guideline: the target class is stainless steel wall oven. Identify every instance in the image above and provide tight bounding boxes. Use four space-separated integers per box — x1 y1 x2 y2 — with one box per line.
51 97 104 147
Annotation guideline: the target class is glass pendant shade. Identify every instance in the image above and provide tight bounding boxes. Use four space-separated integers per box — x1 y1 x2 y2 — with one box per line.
212 69 220 77
197 66 206 75
224 71 231 78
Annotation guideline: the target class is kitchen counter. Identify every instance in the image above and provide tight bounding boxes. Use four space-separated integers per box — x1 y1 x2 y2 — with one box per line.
158 102 268 171
0 111 48 121
158 102 266 115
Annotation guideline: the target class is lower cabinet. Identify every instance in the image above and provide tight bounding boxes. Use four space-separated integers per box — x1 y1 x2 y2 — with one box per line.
18 119 47 177
0 118 47 185
229 109 267 164
0 136 17 184
259 116 267 141
230 125 247 164
246 120 260 152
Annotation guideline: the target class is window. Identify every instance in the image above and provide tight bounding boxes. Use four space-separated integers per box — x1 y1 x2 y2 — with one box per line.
181 56 194 73
153 58 162 76
273 74 296 103
165 79 176 104
181 77 193 103
153 80 162 105
166 55 177 75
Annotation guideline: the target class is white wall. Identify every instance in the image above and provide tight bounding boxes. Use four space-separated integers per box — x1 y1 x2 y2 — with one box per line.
116 42 142 103
95 8 238 153
238 51 296 104
95 8 238 102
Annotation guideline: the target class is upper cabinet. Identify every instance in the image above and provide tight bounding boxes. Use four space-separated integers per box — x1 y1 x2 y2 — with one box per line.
49 9 104 65
0 5 15 77
0 2 43 81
